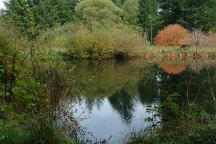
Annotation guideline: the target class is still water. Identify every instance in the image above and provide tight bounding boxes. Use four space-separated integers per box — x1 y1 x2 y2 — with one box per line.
61 59 216 143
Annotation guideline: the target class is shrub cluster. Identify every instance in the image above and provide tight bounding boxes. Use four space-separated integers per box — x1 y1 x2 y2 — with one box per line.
154 24 191 46
41 23 144 59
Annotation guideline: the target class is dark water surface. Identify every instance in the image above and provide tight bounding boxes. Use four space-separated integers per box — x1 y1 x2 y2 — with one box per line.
62 59 216 143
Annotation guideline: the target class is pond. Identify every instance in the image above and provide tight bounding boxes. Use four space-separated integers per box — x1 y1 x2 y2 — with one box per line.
59 59 216 144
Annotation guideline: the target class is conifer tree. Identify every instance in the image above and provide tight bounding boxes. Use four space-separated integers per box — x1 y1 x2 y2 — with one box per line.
138 0 160 40
4 0 79 38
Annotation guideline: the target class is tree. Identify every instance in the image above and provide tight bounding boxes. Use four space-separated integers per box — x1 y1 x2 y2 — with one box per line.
138 0 160 41
158 0 216 32
122 0 139 26
4 0 78 38
184 0 216 31
112 0 125 7
75 0 122 25
158 0 186 26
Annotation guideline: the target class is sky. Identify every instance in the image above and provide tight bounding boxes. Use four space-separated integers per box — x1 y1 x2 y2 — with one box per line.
0 0 5 9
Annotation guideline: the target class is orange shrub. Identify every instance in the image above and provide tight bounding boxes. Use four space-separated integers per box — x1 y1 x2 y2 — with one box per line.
154 24 191 46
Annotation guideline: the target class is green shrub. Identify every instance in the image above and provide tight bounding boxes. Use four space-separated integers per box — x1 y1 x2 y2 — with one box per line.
0 113 80 144
41 22 145 59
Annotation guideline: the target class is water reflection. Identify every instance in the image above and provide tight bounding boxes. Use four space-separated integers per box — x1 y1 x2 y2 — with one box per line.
60 59 216 143
158 62 187 75
109 88 135 124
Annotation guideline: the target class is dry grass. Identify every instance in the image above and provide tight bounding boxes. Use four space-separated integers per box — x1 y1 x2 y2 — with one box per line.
131 45 216 61
191 29 216 48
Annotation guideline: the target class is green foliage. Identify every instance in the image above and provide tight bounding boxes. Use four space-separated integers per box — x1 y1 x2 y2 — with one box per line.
159 0 216 32
165 92 181 115
1 0 216 143
128 123 216 144
122 0 139 26
41 22 145 59
137 0 216 36
4 0 78 38
0 17 80 144
138 0 160 40
0 112 80 144
75 0 123 25
112 0 125 7
12 78 36 108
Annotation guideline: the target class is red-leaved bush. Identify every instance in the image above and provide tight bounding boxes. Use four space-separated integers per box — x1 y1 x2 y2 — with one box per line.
154 24 191 46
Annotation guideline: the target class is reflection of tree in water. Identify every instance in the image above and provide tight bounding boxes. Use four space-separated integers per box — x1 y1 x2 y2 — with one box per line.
188 60 216 74
157 63 216 123
85 97 104 112
157 62 187 75
188 68 216 114
138 66 158 105
108 88 134 124
71 59 146 97
156 61 216 116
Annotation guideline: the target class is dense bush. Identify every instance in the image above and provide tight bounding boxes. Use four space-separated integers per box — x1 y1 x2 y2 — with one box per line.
0 22 82 144
154 24 191 46
41 23 145 59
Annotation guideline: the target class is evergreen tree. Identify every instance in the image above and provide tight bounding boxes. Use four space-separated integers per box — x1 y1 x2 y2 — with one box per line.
158 0 186 26
158 0 216 31
4 0 79 38
138 0 160 40
184 0 216 31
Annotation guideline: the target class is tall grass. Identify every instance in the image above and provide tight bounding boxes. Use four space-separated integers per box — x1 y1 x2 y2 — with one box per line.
191 29 216 48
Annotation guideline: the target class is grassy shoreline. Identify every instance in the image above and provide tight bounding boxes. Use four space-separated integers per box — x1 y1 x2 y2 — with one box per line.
58 45 216 61
132 46 216 60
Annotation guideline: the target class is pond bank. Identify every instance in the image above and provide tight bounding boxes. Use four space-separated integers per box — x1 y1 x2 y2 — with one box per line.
60 46 216 61
132 46 216 60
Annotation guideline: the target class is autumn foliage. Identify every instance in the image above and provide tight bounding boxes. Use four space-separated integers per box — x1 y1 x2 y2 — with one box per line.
154 24 191 46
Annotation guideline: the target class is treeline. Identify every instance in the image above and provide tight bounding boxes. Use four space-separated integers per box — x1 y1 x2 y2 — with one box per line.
2 0 216 39
3 0 79 38
139 0 216 34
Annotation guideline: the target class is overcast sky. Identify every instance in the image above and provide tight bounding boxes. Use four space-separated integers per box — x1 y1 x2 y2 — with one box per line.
0 0 5 9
